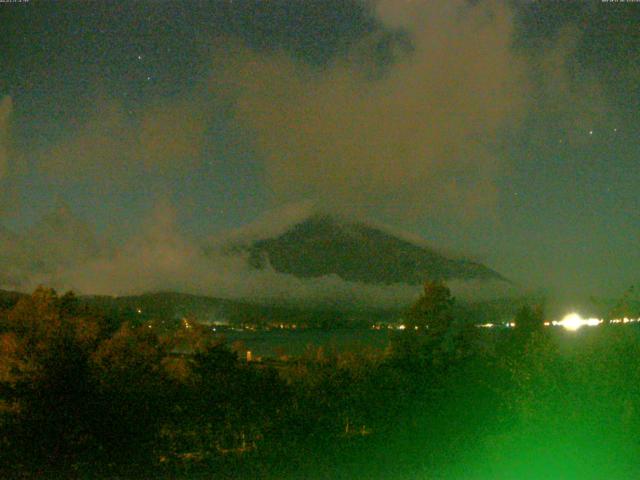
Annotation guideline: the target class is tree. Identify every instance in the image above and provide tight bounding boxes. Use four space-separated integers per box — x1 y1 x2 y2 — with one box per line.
0 287 102 471
514 304 545 337
407 280 455 336
89 323 171 465
387 280 456 369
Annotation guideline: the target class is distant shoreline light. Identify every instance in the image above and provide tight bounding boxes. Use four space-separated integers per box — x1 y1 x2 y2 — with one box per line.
374 314 638 332
552 313 639 331
553 312 602 331
471 314 638 331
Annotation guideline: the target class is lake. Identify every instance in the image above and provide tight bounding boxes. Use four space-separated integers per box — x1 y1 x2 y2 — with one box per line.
214 328 392 357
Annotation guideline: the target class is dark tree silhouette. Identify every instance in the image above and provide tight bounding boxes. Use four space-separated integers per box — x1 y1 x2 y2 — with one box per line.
514 304 545 337
407 280 455 336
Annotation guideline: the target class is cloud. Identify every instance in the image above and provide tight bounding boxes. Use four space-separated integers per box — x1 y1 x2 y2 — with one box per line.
34 94 210 185
15 0 609 226
33 204 421 308
209 0 526 222
40 99 135 184
0 95 23 217
6 202 514 307
209 199 318 247
137 95 210 175
0 96 11 181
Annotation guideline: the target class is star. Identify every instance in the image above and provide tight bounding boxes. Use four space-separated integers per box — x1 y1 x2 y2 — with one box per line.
137 54 143 60
589 130 593 135
146 76 152 81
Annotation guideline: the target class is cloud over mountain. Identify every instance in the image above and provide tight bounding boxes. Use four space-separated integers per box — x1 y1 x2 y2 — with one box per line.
1 204 515 307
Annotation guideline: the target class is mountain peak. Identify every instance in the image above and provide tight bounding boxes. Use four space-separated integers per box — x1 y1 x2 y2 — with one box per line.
239 210 506 286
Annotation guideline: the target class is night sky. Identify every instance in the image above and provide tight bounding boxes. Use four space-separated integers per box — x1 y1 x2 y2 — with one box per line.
0 0 638 301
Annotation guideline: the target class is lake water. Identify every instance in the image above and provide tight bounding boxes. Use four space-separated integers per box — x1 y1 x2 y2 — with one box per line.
215 328 392 358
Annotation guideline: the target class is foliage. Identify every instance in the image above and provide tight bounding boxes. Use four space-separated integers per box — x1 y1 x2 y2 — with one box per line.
3 287 640 478
514 303 545 336
0 287 102 466
407 279 455 334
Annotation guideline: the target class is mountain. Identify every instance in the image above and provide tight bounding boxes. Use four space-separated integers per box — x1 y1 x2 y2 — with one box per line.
2 205 510 307
235 213 506 285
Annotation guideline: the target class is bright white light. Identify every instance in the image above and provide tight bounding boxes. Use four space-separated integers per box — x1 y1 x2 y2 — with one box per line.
555 312 602 331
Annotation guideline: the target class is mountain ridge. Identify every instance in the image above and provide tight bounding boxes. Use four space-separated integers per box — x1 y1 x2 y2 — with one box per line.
236 213 506 285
